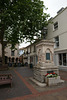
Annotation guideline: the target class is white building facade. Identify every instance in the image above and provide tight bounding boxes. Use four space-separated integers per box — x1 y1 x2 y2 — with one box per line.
0 43 19 64
22 43 38 66
46 7 67 67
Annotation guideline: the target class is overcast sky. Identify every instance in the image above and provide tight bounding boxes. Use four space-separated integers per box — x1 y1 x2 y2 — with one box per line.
43 0 67 17
19 0 67 48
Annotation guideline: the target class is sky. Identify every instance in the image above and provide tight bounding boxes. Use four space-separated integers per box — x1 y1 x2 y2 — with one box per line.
19 0 67 48
43 0 67 17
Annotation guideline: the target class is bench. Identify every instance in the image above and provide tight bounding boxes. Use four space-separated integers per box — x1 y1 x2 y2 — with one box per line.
0 65 8 71
0 74 12 87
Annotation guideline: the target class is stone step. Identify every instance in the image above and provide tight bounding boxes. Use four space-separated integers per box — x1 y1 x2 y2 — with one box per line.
30 77 46 87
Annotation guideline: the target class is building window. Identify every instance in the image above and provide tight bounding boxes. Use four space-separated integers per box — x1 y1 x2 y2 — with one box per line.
46 53 50 60
53 22 58 30
30 56 33 63
55 36 59 48
63 53 66 66
11 50 15 56
59 54 62 65
59 53 66 66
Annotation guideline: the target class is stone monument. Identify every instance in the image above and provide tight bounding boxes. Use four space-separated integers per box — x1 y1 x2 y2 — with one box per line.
31 40 64 86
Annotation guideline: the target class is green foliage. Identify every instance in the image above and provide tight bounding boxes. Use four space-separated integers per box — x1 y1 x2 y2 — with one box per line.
0 0 50 47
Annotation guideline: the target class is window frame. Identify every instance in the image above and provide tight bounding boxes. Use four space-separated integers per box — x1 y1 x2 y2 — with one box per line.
53 22 58 31
11 50 15 56
46 53 50 60
55 36 59 48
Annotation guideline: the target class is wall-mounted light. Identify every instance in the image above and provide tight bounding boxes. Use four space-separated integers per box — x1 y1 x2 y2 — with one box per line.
41 27 48 39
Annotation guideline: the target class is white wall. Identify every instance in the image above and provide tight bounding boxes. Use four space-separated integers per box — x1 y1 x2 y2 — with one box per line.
46 7 67 51
46 7 67 66
0 43 19 58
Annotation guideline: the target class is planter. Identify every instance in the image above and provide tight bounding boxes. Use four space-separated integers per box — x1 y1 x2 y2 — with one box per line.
45 76 60 86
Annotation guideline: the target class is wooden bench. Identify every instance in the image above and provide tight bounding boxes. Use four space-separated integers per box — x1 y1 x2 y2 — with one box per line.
0 74 12 87
0 65 8 71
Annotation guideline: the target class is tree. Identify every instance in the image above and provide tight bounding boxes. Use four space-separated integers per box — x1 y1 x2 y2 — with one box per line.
0 0 50 65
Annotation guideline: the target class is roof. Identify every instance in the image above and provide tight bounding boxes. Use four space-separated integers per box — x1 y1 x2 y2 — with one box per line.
49 7 67 21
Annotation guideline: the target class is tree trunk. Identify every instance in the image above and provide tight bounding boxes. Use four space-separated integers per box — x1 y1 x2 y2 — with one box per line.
0 26 5 66
1 40 5 66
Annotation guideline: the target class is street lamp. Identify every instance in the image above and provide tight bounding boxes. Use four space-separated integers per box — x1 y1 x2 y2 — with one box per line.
41 27 48 39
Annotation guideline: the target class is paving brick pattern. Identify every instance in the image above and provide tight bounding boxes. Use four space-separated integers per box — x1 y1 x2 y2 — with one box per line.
0 67 67 100
0 68 32 100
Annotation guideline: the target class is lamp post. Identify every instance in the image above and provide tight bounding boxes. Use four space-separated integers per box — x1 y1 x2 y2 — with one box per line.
41 27 48 39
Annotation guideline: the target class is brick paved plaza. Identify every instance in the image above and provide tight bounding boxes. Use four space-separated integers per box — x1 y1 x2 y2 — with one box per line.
0 67 67 100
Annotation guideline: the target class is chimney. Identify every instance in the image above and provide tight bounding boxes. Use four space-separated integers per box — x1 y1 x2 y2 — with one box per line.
57 7 64 14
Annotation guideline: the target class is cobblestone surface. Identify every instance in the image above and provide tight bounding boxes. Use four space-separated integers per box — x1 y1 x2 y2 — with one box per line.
0 67 32 100
0 67 67 100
